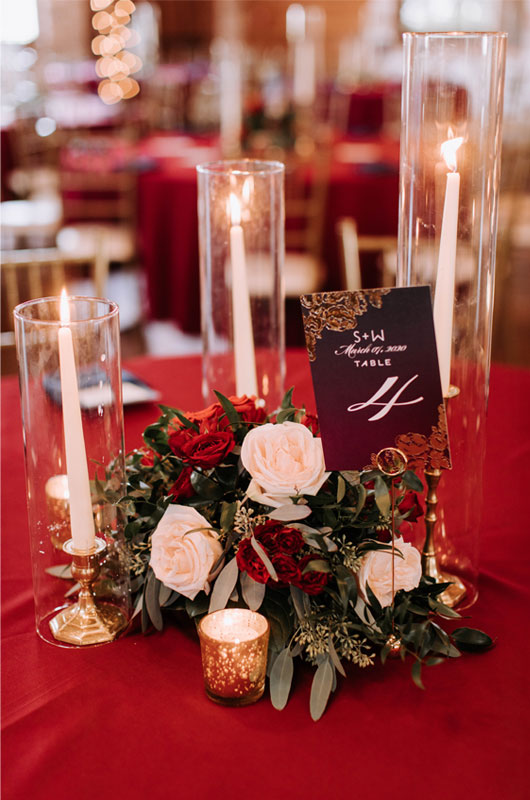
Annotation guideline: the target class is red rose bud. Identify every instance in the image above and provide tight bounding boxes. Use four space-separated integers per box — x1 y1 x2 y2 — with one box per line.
168 467 194 500
227 395 267 425
253 520 305 555
236 538 270 584
398 491 424 522
301 413 319 436
139 449 156 467
295 555 330 596
168 426 195 457
179 431 236 469
270 553 301 585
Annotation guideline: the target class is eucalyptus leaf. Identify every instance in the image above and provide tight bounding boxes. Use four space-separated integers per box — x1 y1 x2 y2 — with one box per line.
373 475 391 518
267 503 312 522
145 569 164 631
45 564 73 580
301 559 331 575
336 475 346 503
290 585 307 621
240 571 266 611
208 557 239 613
270 647 294 710
251 536 278 581
328 636 346 677
310 658 334 721
220 501 237 533
340 470 360 487
159 582 174 606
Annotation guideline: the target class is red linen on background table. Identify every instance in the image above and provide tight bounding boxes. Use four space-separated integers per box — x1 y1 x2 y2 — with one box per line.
2 353 529 800
137 135 399 334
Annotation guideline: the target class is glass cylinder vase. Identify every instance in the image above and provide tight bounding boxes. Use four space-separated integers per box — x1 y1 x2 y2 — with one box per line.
197 159 285 410
397 32 507 607
14 296 131 645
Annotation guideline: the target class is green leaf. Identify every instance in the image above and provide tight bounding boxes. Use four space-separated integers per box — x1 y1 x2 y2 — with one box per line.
220 501 237 533
328 636 346 677
170 408 199 432
373 475 391 518
190 470 223 500
301 559 331 575
269 647 294 710
355 484 367 517
45 564 73 579
144 569 163 631
208 557 239 613
185 594 209 618
251 535 278 582
158 582 174 606
240 571 266 611
290 584 307 621
365 581 382 618
452 627 494 653
340 470 360 487
401 470 424 492
310 658 334 721
411 660 425 690
213 391 241 430
428 597 462 619
336 475 346 503
280 387 295 409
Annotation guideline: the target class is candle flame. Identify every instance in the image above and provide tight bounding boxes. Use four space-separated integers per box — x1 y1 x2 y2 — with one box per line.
441 136 463 172
229 193 241 226
60 288 70 325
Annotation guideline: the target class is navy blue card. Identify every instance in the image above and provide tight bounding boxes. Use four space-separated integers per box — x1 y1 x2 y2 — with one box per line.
300 286 451 472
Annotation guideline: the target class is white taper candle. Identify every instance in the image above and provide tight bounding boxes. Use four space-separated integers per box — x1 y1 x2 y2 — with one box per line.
58 291 95 551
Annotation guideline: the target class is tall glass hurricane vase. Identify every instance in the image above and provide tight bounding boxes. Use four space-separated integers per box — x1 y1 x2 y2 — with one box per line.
14 297 131 645
397 32 506 607
197 160 285 409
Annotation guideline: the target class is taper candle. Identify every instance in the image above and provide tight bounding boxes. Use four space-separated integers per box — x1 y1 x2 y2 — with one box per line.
58 290 95 552
229 193 258 397
433 135 463 395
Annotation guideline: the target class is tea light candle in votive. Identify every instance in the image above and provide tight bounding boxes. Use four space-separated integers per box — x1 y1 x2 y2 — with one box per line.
198 609 269 706
45 474 71 549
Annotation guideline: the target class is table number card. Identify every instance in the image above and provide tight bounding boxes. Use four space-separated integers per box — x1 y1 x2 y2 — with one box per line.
300 286 451 471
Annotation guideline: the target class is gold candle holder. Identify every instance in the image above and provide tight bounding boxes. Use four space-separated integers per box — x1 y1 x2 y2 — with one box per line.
49 537 128 646
422 385 466 608
198 609 270 706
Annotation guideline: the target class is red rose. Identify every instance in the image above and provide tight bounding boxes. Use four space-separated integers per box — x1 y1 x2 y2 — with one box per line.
294 555 329 596
271 553 300 585
168 426 195 456
301 413 319 436
139 449 155 467
254 521 304 555
227 395 267 425
398 491 424 522
178 431 235 469
168 467 194 500
236 537 270 584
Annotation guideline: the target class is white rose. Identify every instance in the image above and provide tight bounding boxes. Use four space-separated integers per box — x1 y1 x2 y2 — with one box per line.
357 537 422 608
149 505 223 600
241 421 329 508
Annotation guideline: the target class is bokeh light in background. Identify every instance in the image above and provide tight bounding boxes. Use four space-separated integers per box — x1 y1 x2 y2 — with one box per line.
91 0 141 103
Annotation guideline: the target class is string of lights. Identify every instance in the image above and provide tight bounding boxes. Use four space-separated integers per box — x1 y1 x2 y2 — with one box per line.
91 0 142 104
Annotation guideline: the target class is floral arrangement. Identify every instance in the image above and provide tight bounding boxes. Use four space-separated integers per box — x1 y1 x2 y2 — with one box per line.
121 390 492 720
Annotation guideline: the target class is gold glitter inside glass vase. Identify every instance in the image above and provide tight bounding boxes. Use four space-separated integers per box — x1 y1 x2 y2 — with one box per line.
198 609 270 707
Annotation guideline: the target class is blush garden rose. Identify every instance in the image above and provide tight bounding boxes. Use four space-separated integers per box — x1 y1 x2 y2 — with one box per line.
149 505 223 599
357 537 422 607
241 421 329 507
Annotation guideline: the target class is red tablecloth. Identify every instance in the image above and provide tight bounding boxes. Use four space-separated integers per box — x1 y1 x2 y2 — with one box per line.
137 135 399 334
3 354 528 800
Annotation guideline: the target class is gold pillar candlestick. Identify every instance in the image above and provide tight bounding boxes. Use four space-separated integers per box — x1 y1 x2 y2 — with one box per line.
422 385 466 608
49 538 127 646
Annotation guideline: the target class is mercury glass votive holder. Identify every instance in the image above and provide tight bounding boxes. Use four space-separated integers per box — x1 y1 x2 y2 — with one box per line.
198 609 270 706
14 296 131 645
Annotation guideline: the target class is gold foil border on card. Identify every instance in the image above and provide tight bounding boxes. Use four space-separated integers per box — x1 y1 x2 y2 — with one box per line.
367 403 452 472
300 289 391 361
